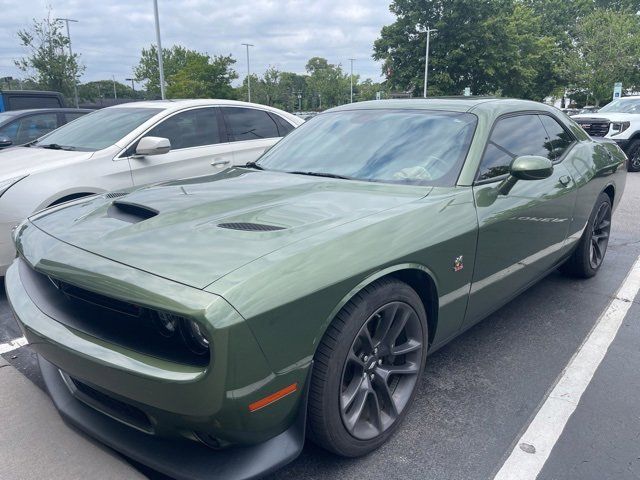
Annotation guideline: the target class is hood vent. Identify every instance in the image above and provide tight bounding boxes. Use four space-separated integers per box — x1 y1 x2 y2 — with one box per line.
217 222 285 232
106 192 127 199
107 201 159 224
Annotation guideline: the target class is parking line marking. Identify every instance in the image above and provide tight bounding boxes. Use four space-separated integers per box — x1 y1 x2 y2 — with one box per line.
0 336 27 355
494 254 640 480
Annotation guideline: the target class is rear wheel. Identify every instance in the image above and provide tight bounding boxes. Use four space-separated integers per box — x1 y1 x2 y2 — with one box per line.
627 140 640 172
307 278 427 457
560 192 612 278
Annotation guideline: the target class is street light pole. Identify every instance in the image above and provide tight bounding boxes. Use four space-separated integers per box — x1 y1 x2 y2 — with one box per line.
153 0 166 100
56 17 79 108
241 43 254 102
349 58 356 103
422 26 437 98
125 78 136 92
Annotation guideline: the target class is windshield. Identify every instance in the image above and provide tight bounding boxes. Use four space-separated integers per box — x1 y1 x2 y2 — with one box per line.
32 107 163 151
256 109 477 186
599 98 640 114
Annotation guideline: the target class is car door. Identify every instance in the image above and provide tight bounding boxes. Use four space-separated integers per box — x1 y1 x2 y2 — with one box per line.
220 107 286 165
464 112 578 326
128 106 234 186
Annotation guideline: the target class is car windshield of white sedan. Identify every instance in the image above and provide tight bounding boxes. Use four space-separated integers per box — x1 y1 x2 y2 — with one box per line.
257 109 477 186
599 99 640 114
31 107 163 151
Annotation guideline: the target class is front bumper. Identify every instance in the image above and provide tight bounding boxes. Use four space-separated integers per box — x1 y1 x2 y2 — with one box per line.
38 355 308 480
6 221 312 478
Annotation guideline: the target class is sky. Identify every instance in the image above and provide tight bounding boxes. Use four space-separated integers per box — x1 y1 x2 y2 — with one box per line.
0 0 395 87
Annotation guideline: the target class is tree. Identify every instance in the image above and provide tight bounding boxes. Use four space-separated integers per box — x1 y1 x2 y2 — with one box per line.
373 0 563 99
14 13 84 99
305 57 351 109
569 10 640 106
134 45 222 98
78 80 140 101
167 54 237 99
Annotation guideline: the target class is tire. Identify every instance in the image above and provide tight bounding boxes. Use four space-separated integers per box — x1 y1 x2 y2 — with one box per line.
627 140 640 172
560 192 612 278
307 278 428 457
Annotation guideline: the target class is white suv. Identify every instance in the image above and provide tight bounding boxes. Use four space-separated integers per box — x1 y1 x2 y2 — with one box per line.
0 99 303 274
572 96 640 172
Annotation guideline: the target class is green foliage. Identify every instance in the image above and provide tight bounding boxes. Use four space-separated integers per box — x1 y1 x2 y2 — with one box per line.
77 80 141 102
569 10 640 106
374 0 640 101
167 54 238 99
14 13 85 99
134 45 237 99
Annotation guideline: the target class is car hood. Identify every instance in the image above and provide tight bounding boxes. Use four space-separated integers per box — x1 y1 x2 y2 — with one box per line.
572 112 639 122
30 168 430 289
0 146 96 179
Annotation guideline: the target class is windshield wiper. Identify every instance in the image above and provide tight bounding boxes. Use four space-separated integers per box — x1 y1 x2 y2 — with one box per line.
244 161 264 170
287 171 350 180
38 143 76 151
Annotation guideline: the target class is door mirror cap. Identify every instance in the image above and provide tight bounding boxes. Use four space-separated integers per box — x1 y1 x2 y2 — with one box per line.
135 136 171 156
0 136 13 148
510 155 553 181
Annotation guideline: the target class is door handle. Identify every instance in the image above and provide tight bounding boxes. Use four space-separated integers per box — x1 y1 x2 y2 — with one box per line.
211 158 231 167
559 175 571 187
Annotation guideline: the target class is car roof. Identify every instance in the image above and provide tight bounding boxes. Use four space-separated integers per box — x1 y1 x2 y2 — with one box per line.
328 97 559 115
113 99 285 111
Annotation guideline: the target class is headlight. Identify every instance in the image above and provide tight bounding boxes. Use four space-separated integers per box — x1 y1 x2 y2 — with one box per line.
180 318 210 356
0 175 28 198
611 121 630 136
154 311 180 337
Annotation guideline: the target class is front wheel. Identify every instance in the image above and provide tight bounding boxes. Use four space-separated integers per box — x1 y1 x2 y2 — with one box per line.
560 192 612 278
307 278 427 457
627 140 640 172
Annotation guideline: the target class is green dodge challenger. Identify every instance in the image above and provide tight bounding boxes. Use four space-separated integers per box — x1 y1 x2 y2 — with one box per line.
6 99 627 479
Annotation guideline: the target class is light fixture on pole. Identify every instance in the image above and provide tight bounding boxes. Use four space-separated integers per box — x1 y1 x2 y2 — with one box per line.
125 78 136 92
419 25 437 98
349 58 356 103
241 43 254 102
55 17 79 108
153 0 166 100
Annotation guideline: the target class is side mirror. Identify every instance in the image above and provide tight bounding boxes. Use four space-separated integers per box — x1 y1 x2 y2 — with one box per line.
510 155 553 181
135 136 171 157
497 156 553 195
0 136 13 148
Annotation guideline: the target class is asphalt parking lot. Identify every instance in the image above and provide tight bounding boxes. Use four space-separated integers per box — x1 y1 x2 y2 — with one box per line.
1 172 639 480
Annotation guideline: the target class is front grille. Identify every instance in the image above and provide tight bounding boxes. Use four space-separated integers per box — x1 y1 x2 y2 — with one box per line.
218 222 285 232
50 277 142 317
575 119 610 137
67 374 153 433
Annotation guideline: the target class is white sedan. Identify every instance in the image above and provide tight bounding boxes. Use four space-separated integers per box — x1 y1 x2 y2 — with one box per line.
0 99 303 275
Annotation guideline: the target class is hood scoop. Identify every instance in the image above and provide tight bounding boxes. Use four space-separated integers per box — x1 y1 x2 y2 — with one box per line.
107 201 159 224
105 192 127 199
217 222 285 232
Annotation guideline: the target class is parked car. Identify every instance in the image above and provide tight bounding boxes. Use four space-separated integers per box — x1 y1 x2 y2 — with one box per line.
578 105 599 115
0 99 302 275
573 96 640 171
6 98 626 480
0 90 65 112
0 108 91 149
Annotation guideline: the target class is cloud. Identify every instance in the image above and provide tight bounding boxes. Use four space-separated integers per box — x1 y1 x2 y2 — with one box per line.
0 0 394 86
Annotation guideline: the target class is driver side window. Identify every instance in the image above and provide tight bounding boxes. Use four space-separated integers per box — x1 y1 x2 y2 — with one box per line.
146 108 222 150
477 114 549 181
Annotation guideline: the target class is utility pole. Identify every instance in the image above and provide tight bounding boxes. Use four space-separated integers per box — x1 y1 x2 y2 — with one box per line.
422 26 437 98
349 58 356 103
56 17 79 108
153 0 166 99
126 78 136 92
241 43 254 102
318 93 322 110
